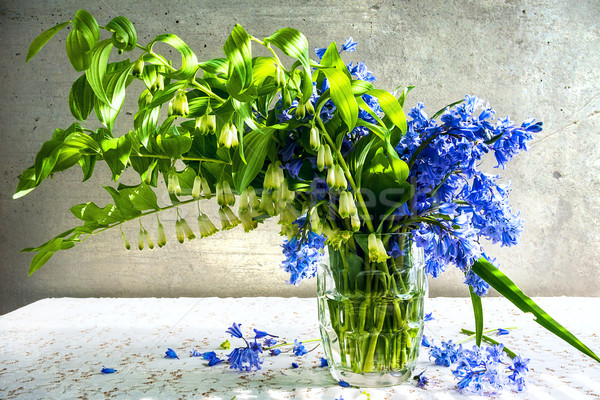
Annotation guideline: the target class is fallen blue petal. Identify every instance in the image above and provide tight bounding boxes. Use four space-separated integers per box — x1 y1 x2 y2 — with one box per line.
291 362 299 368
101 366 116 374
208 356 224 366
190 349 202 357
424 312 434 321
269 349 281 356
497 328 510 336
421 334 431 347
320 357 328 367
414 370 429 388
338 380 350 387
202 351 217 360
164 348 179 359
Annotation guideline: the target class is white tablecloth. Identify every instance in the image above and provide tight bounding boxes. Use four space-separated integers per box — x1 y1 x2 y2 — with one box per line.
1 297 599 399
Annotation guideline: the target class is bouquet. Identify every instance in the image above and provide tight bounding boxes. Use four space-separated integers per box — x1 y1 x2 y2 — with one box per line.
15 9 599 386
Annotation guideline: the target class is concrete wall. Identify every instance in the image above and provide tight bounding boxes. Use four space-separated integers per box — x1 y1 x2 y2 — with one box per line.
1 0 598 314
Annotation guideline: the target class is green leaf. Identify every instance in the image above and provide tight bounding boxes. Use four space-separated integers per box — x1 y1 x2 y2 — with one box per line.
86 39 113 105
71 9 100 47
26 21 70 63
232 128 275 193
100 134 132 180
351 80 374 96
13 166 37 199
34 140 62 185
103 186 139 218
469 286 484 347
66 29 93 71
70 202 122 225
105 16 137 51
396 85 415 108
199 58 229 77
223 24 253 99
368 89 407 134
252 57 277 85
320 67 358 131
320 42 351 78
117 183 160 211
69 73 95 121
95 62 134 131
156 127 193 158
148 33 198 80
28 238 63 276
471 258 600 363
78 155 96 182
144 81 187 109
134 107 160 149
264 28 310 67
432 99 464 120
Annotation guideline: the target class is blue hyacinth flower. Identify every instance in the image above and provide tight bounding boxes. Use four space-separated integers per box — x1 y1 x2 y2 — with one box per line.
190 349 203 357
164 348 179 359
320 357 328 367
226 322 244 339
497 328 510 336
292 339 307 356
414 370 429 388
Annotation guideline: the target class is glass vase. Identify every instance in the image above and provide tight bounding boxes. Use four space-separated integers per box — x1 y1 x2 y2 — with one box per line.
317 232 427 387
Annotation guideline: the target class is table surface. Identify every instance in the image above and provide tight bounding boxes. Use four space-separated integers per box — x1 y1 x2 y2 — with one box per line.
1 297 599 400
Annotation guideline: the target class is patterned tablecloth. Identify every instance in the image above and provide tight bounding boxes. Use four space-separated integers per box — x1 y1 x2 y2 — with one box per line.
1 297 599 399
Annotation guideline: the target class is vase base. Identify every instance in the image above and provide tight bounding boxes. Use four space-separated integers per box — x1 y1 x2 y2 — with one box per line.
329 364 415 387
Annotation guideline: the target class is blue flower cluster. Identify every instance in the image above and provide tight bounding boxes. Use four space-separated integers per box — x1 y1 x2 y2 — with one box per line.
425 339 530 394
400 97 542 294
280 216 326 285
225 322 277 371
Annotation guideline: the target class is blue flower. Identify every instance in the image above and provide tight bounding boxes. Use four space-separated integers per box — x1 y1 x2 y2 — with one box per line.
314 46 326 60
207 356 224 366
414 370 429 388
280 217 325 285
421 335 431 347
190 349 203 357
202 351 217 360
320 357 328 367
164 348 179 359
101 366 116 374
292 339 307 356
464 269 490 297
263 337 278 347
291 362 299 368
424 312 434 321
226 322 244 339
269 349 281 356
227 346 263 371
497 328 510 336
342 37 357 52
429 341 462 367
253 328 276 339
338 380 350 387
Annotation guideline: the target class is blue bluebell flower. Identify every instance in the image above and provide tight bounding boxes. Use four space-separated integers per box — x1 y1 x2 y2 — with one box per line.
280 216 325 285
226 322 244 339
202 351 217 360
464 269 490 297
253 329 277 339
292 339 307 356
341 37 357 52
227 346 263 371
320 357 328 367
269 349 281 356
429 341 462 367
338 380 350 387
414 370 429 388
263 337 278 347
101 366 116 374
421 335 431 347
497 328 510 336
291 362 299 368
207 356 224 366
314 46 326 60
164 348 179 359
424 312 434 321
190 349 203 357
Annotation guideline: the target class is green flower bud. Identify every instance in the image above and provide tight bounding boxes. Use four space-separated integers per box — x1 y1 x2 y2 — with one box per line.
201 177 212 199
180 218 196 240
239 210 257 232
151 73 164 92
195 117 208 135
143 163 153 185
260 190 276 216
197 214 218 238
192 176 202 200
350 210 360 231
206 114 216 133
368 233 389 263
279 179 295 204
305 101 315 116
219 206 240 230
143 228 154 249
170 90 189 117
265 162 283 190
140 90 153 108
218 122 238 148
309 126 320 151
132 59 144 77
310 207 322 235
317 144 325 172
216 182 225 207
239 187 250 213
323 144 334 169
334 164 347 190
279 204 299 225
157 221 167 248
222 181 235 206
275 64 286 88
247 186 260 209
326 166 336 189
138 229 145 250
295 103 305 120
167 171 181 196
338 191 351 218
282 86 291 109
121 229 131 250
175 220 185 243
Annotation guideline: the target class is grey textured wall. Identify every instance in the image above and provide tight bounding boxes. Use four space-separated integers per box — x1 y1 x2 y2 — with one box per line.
1 0 598 315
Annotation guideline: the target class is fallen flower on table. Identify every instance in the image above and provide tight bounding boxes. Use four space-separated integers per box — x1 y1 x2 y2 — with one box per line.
424 312 435 322
292 339 307 356
338 380 350 387
291 362 299 368
190 349 202 357
497 328 510 336
320 357 328 367
164 348 179 359
414 370 429 388
101 366 116 374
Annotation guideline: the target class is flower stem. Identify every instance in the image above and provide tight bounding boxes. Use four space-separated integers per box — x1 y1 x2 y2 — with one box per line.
459 328 518 359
